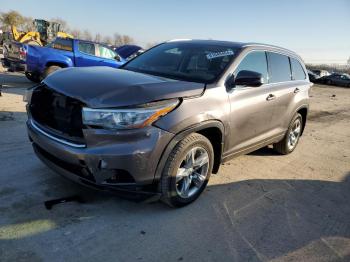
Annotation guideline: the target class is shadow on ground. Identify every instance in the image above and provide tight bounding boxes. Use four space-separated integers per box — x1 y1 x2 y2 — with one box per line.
1 166 349 261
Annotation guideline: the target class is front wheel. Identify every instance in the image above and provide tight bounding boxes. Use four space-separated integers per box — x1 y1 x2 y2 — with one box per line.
273 113 303 155
160 133 214 207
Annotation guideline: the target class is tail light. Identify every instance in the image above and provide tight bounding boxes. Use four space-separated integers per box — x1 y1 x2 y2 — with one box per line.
19 47 27 60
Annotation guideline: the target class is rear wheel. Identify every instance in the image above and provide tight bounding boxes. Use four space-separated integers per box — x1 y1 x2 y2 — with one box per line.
273 113 303 155
43 65 62 79
160 133 214 207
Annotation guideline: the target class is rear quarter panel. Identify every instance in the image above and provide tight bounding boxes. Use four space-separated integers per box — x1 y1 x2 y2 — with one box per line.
26 45 74 73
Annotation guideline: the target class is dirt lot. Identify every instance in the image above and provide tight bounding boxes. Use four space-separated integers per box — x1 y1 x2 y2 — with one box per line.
0 72 349 262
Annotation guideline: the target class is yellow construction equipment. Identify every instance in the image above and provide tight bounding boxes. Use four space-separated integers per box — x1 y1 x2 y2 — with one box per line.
11 25 42 45
11 19 73 46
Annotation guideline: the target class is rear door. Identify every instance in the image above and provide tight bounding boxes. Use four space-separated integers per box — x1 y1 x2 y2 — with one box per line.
96 44 124 68
227 50 275 154
267 53 307 133
75 41 102 67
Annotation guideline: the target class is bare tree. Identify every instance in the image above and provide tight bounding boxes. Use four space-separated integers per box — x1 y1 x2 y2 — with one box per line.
50 17 69 32
21 16 35 31
0 10 24 30
103 35 112 45
81 29 92 41
145 42 159 49
70 28 82 39
113 33 134 46
94 33 101 43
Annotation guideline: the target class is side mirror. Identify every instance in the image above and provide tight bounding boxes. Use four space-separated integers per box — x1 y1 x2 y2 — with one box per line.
234 70 264 87
114 54 122 62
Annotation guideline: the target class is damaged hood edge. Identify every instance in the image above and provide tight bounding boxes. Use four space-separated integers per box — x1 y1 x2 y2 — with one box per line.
43 67 206 108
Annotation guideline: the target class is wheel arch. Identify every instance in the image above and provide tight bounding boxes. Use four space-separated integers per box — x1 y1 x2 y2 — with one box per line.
296 106 308 135
154 120 225 184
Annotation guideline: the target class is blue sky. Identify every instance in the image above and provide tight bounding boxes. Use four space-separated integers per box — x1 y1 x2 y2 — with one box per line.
2 0 350 63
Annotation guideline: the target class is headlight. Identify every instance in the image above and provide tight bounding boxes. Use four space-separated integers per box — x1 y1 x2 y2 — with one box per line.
82 99 179 130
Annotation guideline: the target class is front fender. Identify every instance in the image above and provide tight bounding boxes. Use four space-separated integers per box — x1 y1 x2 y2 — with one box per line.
153 120 225 182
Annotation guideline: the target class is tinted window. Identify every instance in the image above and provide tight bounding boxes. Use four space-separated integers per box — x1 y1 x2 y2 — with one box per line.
235 51 268 84
78 42 95 56
98 45 116 59
50 38 73 51
267 52 291 83
290 58 306 80
123 42 237 83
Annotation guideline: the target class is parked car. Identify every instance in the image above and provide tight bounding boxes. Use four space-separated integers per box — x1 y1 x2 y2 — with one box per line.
317 73 350 87
25 40 311 207
307 69 319 82
25 37 128 82
115 44 143 60
312 69 330 77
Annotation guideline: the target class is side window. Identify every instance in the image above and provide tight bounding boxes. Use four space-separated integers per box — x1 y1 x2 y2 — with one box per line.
235 51 268 84
78 42 95 56
51 38 73 52
290 58 306 80
98 45 116 59
267 52 292 83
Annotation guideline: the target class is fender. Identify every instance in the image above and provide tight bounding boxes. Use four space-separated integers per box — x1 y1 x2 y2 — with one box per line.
153 120 225 182
41 54 73 72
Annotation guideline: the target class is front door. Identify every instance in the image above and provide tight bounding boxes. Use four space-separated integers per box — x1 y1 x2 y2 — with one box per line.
226 50 275 154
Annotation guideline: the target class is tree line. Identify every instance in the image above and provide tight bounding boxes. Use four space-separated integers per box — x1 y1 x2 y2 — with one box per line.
0 10 135 46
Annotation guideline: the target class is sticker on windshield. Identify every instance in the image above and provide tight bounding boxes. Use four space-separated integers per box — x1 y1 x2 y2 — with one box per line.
206 50 234 60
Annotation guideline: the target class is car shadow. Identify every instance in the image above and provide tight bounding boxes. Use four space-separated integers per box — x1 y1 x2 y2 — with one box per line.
1 164 349 261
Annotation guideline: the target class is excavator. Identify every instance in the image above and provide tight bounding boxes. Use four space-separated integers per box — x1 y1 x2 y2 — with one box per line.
11 19 73 46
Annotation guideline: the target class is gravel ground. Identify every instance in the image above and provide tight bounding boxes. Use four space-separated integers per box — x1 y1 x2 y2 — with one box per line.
0 72 349 262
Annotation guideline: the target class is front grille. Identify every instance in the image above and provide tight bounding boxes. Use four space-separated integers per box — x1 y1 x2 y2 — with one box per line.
30 84 85 143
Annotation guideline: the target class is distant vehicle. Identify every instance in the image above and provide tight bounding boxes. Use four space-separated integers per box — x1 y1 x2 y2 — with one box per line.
317 73 350 87
25 37 128 82
312 69 330 77
307 69 319 82
2 40 28 71
115 44 143 60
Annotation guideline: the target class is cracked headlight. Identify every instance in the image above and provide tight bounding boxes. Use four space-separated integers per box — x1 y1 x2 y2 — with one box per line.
82 99 179 130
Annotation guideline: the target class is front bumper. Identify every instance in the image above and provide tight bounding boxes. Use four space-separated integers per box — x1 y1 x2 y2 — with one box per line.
27 118 174 193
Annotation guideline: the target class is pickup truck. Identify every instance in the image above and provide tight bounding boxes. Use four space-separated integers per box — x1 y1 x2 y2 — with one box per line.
3 39 28 71
25 38 127 82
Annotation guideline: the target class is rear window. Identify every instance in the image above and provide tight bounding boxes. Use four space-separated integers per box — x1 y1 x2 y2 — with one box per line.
290 58 306 80
98 45 116 59
78 42 95 56
267 52 291 83
50 38 73 52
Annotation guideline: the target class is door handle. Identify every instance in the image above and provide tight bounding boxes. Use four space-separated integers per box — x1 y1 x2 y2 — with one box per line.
294 88 300 93
266 94 276 101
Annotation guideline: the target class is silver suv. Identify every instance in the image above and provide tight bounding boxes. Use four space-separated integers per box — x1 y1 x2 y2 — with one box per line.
26 40 311 207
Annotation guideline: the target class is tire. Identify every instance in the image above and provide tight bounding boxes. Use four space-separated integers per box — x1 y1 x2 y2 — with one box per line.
273 113 303 155
25 72 40 83
43 65 62 79
326 79 332 85
160 133 214 207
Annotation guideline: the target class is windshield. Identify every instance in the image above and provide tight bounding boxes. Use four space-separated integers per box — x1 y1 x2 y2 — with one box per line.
122 42 237 83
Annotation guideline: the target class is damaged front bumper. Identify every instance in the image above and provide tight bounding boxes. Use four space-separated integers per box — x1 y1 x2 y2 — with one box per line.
27 118 174 197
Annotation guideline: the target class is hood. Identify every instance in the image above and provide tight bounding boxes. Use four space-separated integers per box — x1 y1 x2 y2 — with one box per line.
43 67 205 108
